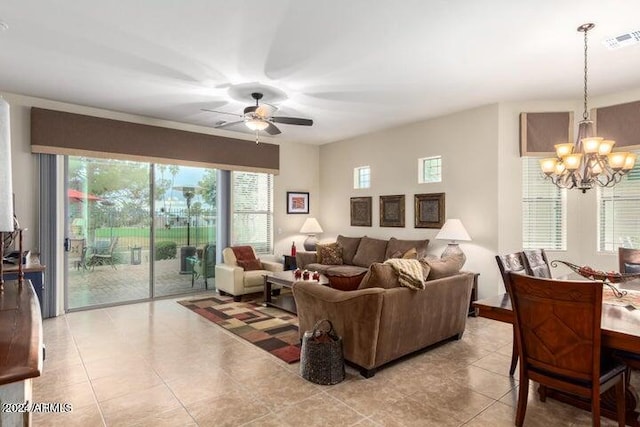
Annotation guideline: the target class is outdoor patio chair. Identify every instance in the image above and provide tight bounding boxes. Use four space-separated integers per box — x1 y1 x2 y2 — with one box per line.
191 243 215 288
69 238 88 271
89 237 119 270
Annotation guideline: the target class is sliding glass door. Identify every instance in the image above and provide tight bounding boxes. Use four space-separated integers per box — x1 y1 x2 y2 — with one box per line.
65 157 217 310
154 165 216 297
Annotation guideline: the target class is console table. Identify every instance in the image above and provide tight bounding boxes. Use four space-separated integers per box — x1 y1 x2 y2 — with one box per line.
0 280 44 427
2 263 45 317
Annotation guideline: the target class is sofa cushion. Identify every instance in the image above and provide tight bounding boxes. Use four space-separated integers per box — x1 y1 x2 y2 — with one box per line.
324 265 368 277
385 238 429 260
243 270 271 287
352 237 388 268
305 263 332 275
358 263 401 290
237 259 262 271
316 242 343 265
337 235 362 265
422 253 465 280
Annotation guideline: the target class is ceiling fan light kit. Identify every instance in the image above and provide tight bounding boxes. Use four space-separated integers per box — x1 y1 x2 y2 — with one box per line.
245 118 269 131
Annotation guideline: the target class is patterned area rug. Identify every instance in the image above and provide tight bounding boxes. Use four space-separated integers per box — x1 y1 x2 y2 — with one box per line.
178 295 301 363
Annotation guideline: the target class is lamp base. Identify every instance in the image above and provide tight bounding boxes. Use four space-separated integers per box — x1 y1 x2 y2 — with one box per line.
441 243 466 266
303 235 318 251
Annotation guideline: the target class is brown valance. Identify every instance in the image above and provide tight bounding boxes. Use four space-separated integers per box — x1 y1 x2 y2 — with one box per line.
519 112 573 156
593 100 640 149
30 108 279 174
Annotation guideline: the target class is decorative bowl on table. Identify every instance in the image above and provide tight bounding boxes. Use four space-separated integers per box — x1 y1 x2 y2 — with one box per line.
550 260 639 298
551 260 640 283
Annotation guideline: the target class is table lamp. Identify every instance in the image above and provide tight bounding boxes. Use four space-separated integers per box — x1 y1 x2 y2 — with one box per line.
300 218 323 251
435 219 471 265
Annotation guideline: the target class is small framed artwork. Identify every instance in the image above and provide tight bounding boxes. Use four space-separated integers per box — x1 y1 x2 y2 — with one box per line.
350 197 372 227
380 195 405 227
414 193 445 228
287 192 310 214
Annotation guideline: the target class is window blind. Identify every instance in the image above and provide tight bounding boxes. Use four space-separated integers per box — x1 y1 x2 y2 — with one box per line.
598 150 640 251
231 171 273 254
522 158 567 250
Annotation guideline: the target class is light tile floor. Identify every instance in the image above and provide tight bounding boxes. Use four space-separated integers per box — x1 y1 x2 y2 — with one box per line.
34 294 640 426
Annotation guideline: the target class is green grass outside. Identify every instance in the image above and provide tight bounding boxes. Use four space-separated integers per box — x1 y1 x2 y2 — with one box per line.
94 226 215 250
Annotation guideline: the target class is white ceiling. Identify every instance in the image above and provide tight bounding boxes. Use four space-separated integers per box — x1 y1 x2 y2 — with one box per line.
1 0 640 144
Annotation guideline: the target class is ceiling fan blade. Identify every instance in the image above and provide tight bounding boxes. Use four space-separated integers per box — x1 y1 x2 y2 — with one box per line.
265 122 282 135
214 120 244 129
271 116 313 126
201 108 243 118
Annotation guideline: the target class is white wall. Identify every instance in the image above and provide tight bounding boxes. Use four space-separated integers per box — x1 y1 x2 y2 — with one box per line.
319 104 501 298
273 142 320 256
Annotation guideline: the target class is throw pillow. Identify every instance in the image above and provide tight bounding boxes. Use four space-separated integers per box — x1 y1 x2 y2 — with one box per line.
384 237 429 260
231 245 257 261
237 259 262 271
389 247 418 259
358 263 401 290
422 253 465 280
336 235 362 265
316 243 343 265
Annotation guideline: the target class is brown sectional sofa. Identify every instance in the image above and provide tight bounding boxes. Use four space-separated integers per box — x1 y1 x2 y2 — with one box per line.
293 271 474 377
292 234 474 377
295 235 429 290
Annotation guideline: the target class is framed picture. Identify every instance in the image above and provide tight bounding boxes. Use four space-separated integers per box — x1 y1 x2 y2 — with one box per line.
287 192 309 214
414 193 445 228
379 195 405 227
350 197 372 227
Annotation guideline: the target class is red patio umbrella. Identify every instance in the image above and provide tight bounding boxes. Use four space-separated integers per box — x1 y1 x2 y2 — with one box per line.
67 189 101 202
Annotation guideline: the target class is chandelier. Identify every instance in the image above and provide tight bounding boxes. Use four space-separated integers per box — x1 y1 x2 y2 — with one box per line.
540 23 636 193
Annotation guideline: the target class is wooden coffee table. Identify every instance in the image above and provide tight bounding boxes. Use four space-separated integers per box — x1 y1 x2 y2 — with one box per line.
263 270 329 314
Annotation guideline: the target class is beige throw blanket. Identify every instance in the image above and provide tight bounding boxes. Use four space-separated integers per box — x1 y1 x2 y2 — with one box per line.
383 258 425 290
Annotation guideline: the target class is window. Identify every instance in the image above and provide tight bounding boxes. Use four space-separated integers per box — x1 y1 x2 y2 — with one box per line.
598 151 640 251
353 166 370 189
231 171 273 254
418 156 442 183
522 158 567 250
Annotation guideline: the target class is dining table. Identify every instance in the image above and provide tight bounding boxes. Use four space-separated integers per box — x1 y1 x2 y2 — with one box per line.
473 278 640 426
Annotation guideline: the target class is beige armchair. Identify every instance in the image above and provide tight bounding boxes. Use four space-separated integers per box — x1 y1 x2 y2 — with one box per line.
215 247 283 301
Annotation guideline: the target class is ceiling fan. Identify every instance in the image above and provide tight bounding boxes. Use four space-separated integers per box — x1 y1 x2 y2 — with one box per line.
202 92 313 135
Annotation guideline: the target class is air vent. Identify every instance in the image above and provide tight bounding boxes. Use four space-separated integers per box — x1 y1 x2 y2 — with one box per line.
603 30 640 49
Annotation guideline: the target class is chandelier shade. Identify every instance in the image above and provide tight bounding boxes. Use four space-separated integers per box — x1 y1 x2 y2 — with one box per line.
539 23 636 193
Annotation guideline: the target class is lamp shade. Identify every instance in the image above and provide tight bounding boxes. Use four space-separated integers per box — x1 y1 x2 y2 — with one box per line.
0 98 13 232
435 219 471 242
300 217 323 234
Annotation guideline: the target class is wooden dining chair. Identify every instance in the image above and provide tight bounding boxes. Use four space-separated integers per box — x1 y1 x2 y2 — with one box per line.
618 247 640 273
505 273 626 427
522 248 552 278
495 252 527 376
